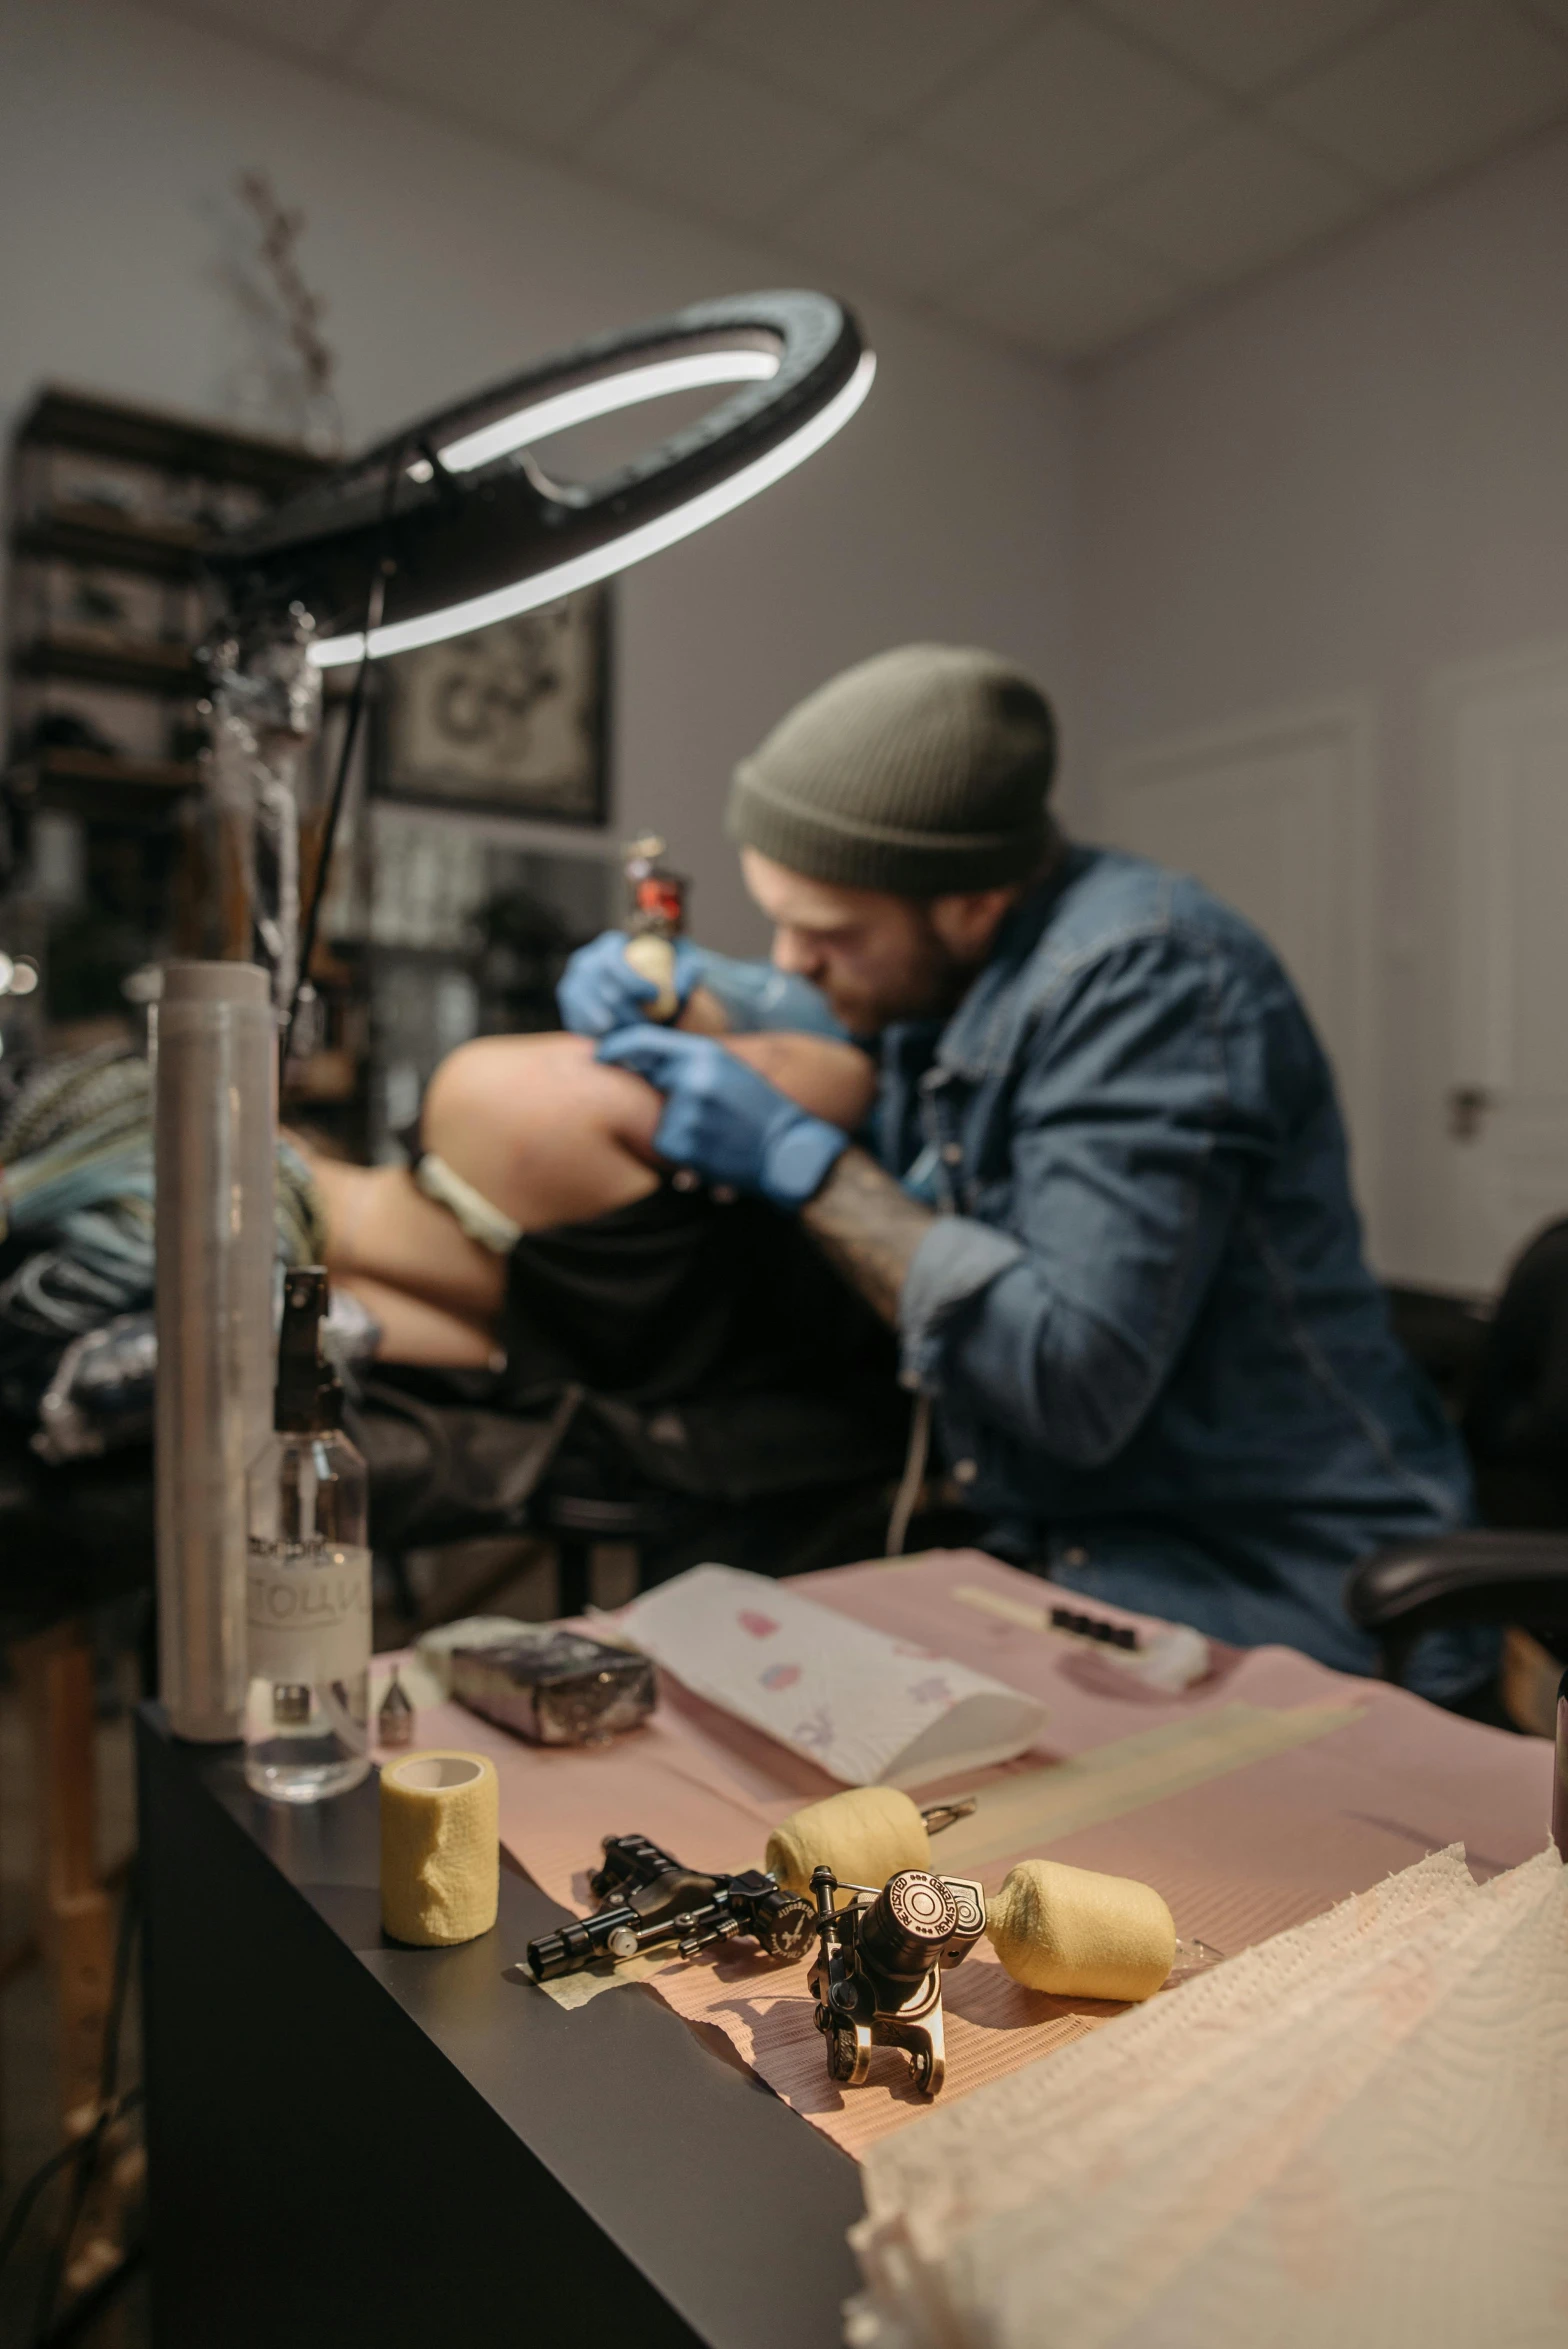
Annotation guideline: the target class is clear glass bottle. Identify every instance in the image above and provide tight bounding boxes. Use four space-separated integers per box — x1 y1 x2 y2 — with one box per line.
244 1268 371 1803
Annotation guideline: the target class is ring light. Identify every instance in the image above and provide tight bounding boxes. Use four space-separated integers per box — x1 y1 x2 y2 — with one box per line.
213 290 873 667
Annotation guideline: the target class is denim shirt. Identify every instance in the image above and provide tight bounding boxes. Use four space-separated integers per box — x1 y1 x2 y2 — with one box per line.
702 850 1485 1697
877 848 1485 1699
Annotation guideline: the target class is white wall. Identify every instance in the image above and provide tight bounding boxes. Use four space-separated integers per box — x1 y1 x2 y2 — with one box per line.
0 0 1077 955
1075 127 1568 1284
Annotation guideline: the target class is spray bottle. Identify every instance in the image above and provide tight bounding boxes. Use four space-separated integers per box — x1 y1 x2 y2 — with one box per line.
243 1267 371 1802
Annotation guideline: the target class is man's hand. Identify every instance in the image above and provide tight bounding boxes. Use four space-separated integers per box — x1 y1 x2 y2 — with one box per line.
596 1026 849 1209
557 930 706 1037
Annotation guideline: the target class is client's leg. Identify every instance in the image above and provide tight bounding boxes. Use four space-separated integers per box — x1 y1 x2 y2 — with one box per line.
421 1025 875 1231
311 1030 875 1365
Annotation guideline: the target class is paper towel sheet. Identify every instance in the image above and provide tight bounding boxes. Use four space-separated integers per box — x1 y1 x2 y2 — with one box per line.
386 1551 1550 2163
851 1847 1568 2349
614 1563 1050 1785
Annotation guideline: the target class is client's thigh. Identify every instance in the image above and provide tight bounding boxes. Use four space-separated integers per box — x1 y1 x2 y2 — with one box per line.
422 1031 662 1229
423 1027 875 1228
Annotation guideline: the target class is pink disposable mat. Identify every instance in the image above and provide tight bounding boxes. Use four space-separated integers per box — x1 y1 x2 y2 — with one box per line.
400 1552 1552 2159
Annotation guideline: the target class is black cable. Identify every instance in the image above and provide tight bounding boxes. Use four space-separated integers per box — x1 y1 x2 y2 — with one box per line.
27 1864 140 2342
0 2142 83 2280
0 2090 144 2284
284 438 406 1061
283 596 376 1061
33 2233 146 2349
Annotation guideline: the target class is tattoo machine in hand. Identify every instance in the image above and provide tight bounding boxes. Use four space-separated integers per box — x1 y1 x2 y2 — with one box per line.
622 834 687 1021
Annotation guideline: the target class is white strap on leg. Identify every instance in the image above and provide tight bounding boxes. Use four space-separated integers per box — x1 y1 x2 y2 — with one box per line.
414 1153 523 1256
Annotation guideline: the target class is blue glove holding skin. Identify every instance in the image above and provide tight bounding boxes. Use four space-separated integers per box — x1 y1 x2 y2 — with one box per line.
596 1026 849 1210
557 929 705 1036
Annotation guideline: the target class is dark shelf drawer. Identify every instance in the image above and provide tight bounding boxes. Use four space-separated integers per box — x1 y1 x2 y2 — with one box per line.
16 384 334 495
7 745 201 820
13 504 213 579
12 630 203 694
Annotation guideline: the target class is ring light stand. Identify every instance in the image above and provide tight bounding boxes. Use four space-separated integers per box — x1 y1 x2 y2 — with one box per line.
203 289 872 1034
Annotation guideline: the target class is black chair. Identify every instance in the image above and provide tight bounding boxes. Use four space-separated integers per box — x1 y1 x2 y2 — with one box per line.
356 1365 919 1622
1351 1220 1568 1699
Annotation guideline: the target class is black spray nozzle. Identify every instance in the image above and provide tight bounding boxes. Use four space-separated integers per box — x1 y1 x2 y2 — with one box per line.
275 1265 343 1433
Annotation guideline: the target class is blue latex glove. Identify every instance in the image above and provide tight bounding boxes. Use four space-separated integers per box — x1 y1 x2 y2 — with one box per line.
556 929 704 1037
596 1026 849 1210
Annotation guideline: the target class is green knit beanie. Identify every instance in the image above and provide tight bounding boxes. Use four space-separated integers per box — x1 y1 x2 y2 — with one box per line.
726 644 1057 896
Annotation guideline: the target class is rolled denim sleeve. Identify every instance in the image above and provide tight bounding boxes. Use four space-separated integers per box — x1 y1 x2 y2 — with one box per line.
898 932 1281 1469
688 949 847 1039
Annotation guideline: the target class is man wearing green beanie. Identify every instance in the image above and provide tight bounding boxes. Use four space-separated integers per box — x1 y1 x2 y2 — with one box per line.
569 643 1484 1702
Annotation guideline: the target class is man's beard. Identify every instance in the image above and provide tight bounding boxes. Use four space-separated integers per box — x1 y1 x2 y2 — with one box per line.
824 924 981 1038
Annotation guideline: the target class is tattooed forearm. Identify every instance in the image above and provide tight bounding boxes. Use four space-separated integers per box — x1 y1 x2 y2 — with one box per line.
800 1146 934 1325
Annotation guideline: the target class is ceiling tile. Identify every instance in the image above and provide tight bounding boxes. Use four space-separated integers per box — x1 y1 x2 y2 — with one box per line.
1093 120 1372 285
1094 0 1404 97
155 0 374 61
612 0 712 24
699 0 1039 125
351 0 663 150
950 226 1192 357
919 11 1222 212
579 50 863 228
1269 0 1568 191
778 145 1026 298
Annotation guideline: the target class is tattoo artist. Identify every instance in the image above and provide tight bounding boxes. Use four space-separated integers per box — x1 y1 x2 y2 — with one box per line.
560 645 1487 1705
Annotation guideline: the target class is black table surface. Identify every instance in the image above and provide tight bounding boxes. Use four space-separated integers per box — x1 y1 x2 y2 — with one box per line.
137 1706 864 2349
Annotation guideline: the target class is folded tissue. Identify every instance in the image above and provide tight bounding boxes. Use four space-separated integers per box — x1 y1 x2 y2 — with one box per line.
614 1563 1047 1786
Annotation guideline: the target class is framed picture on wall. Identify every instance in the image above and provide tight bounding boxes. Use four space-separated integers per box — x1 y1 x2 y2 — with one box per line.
377 586 610 824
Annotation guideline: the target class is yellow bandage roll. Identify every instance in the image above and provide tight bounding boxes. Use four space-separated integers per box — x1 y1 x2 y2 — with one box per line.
380 1749 499 1947
986 1858 1175 2001
623 932 679 1022
765 1785 931 1897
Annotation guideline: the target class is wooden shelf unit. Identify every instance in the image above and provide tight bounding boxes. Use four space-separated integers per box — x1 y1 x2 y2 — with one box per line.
2 384 340 1064
5 382 330 822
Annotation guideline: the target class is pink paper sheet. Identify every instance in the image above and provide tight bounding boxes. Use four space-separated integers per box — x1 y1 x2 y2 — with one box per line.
396 1552 1551 2159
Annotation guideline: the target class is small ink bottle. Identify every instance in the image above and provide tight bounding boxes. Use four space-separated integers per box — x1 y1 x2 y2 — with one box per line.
378 1663 415 1749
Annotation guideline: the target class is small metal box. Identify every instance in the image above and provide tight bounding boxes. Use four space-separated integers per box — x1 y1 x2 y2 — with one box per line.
449 1630 655 1746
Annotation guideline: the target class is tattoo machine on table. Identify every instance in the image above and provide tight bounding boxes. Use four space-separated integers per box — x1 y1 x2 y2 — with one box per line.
525 1832 817 1980
808 1863 986 2096
622 833 687 1021
523 1795 972 1986
522 1783 1203 2097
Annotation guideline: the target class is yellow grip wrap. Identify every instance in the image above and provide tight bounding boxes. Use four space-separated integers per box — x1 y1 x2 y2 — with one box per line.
379 1749 499 1947
623 932 679 1022
765 1785 931 1897
986 1858 1175 2001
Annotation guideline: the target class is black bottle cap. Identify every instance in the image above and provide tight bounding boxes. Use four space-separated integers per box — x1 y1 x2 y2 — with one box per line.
274 1266 344 1433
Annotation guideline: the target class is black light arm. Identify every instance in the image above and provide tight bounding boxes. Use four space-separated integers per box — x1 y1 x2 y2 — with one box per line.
211 289 869 658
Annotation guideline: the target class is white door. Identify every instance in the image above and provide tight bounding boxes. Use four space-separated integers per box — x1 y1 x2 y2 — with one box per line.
1099 699 1381 1253
1432 641 1568 1295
